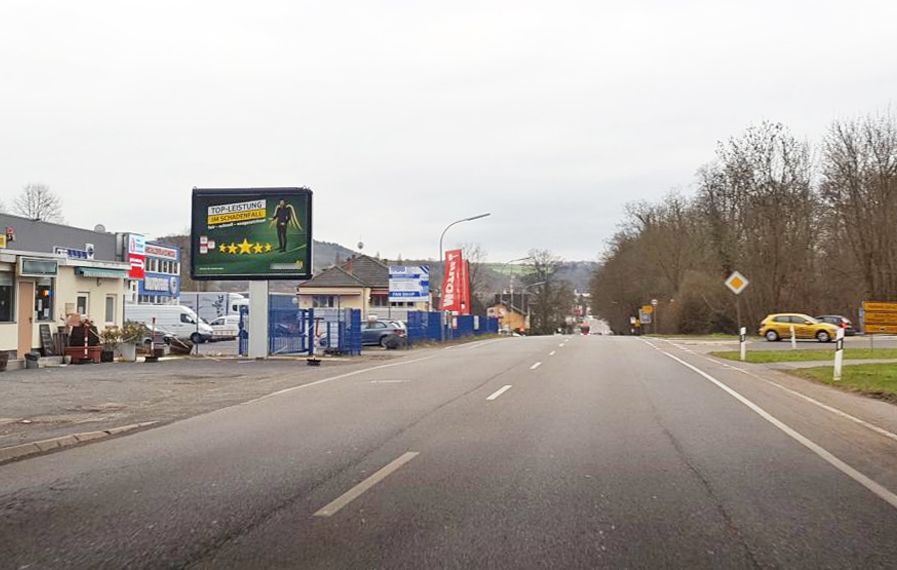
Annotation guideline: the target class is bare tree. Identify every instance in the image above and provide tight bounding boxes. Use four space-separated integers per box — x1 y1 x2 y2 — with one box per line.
14 183 64 222
460 242 488 313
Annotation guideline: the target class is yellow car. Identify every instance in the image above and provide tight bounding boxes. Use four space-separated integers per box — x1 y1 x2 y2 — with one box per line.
759 313 839 343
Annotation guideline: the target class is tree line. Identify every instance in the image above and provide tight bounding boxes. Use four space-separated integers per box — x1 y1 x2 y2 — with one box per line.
590 112 897 335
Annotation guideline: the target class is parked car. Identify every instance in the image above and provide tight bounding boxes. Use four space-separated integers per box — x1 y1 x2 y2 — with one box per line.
815 314 858 336
208 315 241 340
139 327 175 347
361 320 406 347
759 313 839 342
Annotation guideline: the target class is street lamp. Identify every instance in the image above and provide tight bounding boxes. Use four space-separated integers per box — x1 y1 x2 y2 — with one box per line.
438 213 491 265
520 281 546 334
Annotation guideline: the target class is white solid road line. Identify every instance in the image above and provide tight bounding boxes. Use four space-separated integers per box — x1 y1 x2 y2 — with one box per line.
530 362 542 370
655 346 897 511
652 338 897 445
549 350 556 356
314 451 419 517
246 355 438 404
486 385 513 401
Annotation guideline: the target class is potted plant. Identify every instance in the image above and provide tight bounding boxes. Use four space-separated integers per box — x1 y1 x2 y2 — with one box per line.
99 326 122 362
118 320 146 362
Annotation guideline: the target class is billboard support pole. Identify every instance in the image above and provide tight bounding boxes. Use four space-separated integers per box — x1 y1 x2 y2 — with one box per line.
248 281 269 358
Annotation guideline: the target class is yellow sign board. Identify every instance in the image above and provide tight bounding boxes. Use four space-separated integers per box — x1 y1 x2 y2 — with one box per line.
641 304 654 315
863 301 897 335
0 235 6 248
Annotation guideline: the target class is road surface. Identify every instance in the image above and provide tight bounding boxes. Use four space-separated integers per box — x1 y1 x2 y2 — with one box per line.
2 335 897 568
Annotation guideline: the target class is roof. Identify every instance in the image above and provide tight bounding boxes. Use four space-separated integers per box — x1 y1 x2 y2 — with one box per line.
299 265 368 289
490 302 526 315
340 254 389 288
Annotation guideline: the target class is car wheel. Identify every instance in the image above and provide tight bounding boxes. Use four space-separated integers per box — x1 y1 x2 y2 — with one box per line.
379 335 390 348
190 332 203 344
765 330 779 342
816 330 831 343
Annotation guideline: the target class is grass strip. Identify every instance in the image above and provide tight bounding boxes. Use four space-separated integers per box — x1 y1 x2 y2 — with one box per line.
788 364 897 404
711 348 897 363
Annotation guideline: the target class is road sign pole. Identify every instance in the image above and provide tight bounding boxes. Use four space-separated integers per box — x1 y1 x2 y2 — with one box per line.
740 327 747 362
736 296 742 334
833 328 845 381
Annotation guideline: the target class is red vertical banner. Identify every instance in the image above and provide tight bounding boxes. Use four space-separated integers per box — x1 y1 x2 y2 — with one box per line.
440 249 463 313
459 260 471 315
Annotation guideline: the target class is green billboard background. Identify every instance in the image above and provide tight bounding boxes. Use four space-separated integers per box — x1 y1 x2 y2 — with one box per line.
191 188 313 280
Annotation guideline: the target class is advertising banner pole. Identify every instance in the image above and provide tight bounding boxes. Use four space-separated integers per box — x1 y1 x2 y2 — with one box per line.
248 281 269 358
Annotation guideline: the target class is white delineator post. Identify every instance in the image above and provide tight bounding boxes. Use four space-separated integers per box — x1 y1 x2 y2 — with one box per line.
833 327 845 381
248 281 269 359
790 325 797 349
739 327 747 362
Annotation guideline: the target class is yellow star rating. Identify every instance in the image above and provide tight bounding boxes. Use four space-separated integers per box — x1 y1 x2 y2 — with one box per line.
218 241 276 255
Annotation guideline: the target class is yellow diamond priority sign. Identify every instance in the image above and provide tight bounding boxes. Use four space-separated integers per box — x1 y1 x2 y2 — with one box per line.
725 271 749 295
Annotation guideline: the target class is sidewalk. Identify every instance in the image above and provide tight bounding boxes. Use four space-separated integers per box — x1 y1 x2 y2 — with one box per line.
770 358 897 370
0 352 405 452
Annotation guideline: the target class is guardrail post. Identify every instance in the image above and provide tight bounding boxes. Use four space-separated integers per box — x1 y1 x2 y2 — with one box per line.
833 328 845 381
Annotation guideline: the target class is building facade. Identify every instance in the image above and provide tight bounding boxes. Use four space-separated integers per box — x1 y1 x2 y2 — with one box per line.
0 214 131 360
134 241 181 304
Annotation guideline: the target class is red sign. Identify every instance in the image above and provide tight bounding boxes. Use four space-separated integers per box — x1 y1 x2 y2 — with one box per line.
440 249 467 313
458 260 472 315
128 253 146 279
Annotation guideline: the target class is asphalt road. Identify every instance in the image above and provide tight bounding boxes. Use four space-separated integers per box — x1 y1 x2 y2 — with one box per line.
2 335 897 568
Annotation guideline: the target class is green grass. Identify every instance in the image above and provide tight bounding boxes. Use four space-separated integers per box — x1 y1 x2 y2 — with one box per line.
711 348 897 363
789 364 897 403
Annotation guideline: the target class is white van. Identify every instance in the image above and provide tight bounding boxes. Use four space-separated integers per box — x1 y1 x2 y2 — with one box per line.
124 304 214 343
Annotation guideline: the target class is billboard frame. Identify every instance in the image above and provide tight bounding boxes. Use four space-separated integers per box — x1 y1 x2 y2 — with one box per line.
190 187 313 281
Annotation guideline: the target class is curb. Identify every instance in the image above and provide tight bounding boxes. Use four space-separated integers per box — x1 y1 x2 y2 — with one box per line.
0 421 158 465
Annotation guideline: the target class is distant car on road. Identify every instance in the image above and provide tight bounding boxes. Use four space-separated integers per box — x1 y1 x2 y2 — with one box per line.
815 314 858 336
759 313 839 342
361 320 406 347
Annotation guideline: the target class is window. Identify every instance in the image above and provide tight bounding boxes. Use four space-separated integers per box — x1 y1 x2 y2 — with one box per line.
370 295 389 307
312 295 335 308
180 313 197 324
105 295 116 324
77 293 89 317
0 272 13 322
34 278 54 321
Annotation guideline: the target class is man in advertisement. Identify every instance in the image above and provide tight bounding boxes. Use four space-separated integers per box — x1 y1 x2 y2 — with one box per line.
271 199 301 252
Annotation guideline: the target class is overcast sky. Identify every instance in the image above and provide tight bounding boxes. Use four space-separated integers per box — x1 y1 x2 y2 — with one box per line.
2 1 895 262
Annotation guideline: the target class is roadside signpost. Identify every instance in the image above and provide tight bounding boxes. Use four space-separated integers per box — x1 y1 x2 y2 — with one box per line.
724 270 749 332
739 327 747 362
833 328 845 381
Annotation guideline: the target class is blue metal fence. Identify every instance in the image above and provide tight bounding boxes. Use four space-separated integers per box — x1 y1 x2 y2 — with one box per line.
404 311 499 346
238 298 362 356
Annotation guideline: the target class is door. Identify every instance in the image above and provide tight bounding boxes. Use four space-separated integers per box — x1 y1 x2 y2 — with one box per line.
17 281 34 358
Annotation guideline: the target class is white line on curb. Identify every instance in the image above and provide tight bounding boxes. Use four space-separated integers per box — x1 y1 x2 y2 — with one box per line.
549 351 556 356
530 362 542 370
655 346 897 511
486 385 513 401
314 451 419 517
653 338 897 445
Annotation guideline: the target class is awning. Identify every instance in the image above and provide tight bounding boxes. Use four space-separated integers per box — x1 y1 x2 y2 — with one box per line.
76 267 129 279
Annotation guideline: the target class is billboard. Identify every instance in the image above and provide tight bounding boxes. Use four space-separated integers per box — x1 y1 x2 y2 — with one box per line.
388 265 430 302
191 187 312 280
862 301 897 334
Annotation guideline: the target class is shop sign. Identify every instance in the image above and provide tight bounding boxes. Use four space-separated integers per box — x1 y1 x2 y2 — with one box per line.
54 244 95 260
128 234 146 279
19 257 58 277
145 243 178 260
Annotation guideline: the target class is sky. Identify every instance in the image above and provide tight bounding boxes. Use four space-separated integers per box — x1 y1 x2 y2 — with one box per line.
1 0 895 263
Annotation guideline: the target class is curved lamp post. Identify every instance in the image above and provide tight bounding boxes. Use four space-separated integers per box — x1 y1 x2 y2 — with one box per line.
438 213 491 265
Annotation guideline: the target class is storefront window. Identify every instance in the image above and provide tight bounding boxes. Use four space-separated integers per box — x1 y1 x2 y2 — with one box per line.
0 272 13 322
34 278 54 321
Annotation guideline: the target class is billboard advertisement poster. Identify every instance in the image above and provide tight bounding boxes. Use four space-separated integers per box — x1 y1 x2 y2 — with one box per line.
388 265 430 302
191 187 313 280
